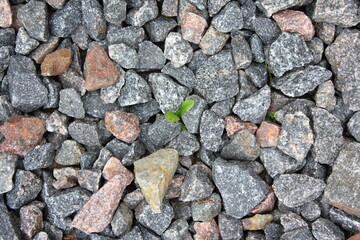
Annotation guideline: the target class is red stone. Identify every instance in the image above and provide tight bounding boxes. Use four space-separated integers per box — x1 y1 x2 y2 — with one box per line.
71 169 134 234
102 157 129 181
256 121 281 147
348 233 360 240
20 205 43 239
0 116 46 156
0 0 12 28
105 111 140 143
250 187 276 215
84 45 120 91
165 174 185 199
181 12 208 44
225 115 258 137
273 10 315 41
41 48 72 76
194 219 221 240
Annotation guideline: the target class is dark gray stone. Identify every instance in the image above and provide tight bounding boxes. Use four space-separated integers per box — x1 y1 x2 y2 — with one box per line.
138 123 162 153
0 46 13 73
126 0 158 27
111 203 133 237
208 0 231 16
348 112 360 142
121 226 144 240
135 200 173 235
92 147 113 170
311 108 343 165
7 55 48 112
77 169 101 192
200 110 225 152
55 140 84 166
245 62 268 88
195 50 239 103
162 63 196 89
250 34 265 63
107 25 145 48
144 16 177 43
148 114 181 146
68 120 102 147
200 26 229 55
42 78 61 109
59 68 86 96
188 0 207 11
23 143 55 170
58 88 85 119
164 32 193 68
71 25 91 50
0 153 17 194
218 212 244 240
280 212 307 232
247 231 266 240
6 170 42 209
104 0 127 26
273 174 326 208
329 207 360 234
301 154 328 179
180 163 214 202
212 158 269 219
273 65 332 97
172 200 192 220
49 0 82 38
312 218 344 240
192 193 222 221
301 201 321 221
188 49 209 72
253 17 281 45
231 34 252 69
127 100 160 123
0 95 14 123
81 0 107 41
264 223 284 240
233 85 271 124
15 28 39 55
0 28 15 47
307 37 324 65
212 1 243 33
237 70 258 100
275 99 315 124
167 131 200 157
268 32 314 78
181 95 208 134
82 91 119 119
18 0 49 42
0 197 21 240
80 150 99 169
109 43 138 69
137 41 166 70
210 98 235 118
162 219 189 240
255 0 313 17
43 222 63 240
280 227 314 240
278 112 314 161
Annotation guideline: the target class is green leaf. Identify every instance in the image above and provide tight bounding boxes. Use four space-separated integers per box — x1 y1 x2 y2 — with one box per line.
268 111 276 119
175 99 195 117
165 111 180 122
180 123 187 131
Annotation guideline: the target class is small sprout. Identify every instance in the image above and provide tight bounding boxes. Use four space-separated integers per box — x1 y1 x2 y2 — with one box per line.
265 111 277 123
264 62 274 88
165 99 195 130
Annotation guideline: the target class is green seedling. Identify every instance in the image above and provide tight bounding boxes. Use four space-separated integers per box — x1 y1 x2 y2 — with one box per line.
265 111 277 123
265 62 274 88
165 99 195 131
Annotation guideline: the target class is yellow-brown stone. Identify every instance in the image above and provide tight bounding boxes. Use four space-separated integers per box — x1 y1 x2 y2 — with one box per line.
41 48 72 76
242 214 273 230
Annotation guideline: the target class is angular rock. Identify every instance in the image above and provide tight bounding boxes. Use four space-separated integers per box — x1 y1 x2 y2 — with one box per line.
329 207 360 234
167 131 200 156
30 36 60 64
312 218 344 240
0 0 12 28
58 88 85 118
277 112 314 161
162 218 189 240
162 63 196 89
273 65 332 97
300 201 321 221
137 40 166 70
281 227 314 240
20 205 43 239
23 143 55 170
192 193 222 222
0 45 13 73
253 17 281 45
77 169 101 192
164 32 193 68
134 148 178 213
256 121 281 147
15 27 39 55
0 116 46 156
250 188 276 215
200 110 225 152
41 48 72 76
218 212 244 240
0 197 21 240
165 174 184 199
233 85 271 124
273 174 326 208
200 26 229 55
68 121 101 147
105 110 140 143
59 69 86 96
181 12 207 44
268 32 313 78
71 169 134 234
82 91 119 119
212 158 269 219
194 219 221 240
315 80 336 112
307 37 324 65
123 189 144 210
0 28 15 46
81 0 107 41
71 25 91 50
101 157 125 180
212 2 243 33
231 34 252 69
245 62 268 88
208 0 231 16
46 111 68 135
103 0 127 26
18 0 49 42
264 223 284 240
250 34 265 63
55 140 84 166
111 203 133 237
126 0 158 27
0 153 17 194
107 25 145 48
348 112 360 142
42 77 61 109
6 170 42 209
242 214 273 230
100 66 125 104
225 116 258 137
145 16 177 43
275 99 315 124
315 22 335 45
255 0 312 17
280 212 307 232
109 43 138 69
162 0 178 17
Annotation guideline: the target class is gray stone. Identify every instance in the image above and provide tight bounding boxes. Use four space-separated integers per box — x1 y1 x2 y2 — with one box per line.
7 55 48 112
100 65 125 104
200 110 225 152
144 16 177 43
237 70 258 100
312 218 344 240
192 193 222 222
80 150 99 169
126 0 158 27
329 207 360 234
162 219 189 240
301 201 321 222
55 140 84 166
348 112 360 142
247 231 266 240
68 121 101 147
212 2 243 33
77 169 101 192
188 49 209 72
0 28 15 47
260 147 305 178
210 98 235 118
268 32 313 78
208 0 231 16
6 170 42 209
0 197 21 240
107 25 145 48
138 123 162 153
180 163 214 202
121 226 144 240
315 22 335 45
255 0 313 17
49 0 82 38
264 223 284 240
0 95 15 123
181 95 207 134
148 114 181 146
123 189 144 210
162 63 196 89
135 200 173 235
127 100 160 123
92 147 112 170
311 108 343 165
111 203 133 237
280 212 307 232
273 174 326 208
218 212 244 240
164 32 193 68
42 78 61 109
71 25 91 50
301 154 328 179
137 41 166 70
278 112 314 161
59 68 86 96
315 80 336 112
81 0 107 41
0 46 13 73
333 96 354 126
275 99 315 124
212 158 269 219
280 227 314 240
33 232 49 240
82 91 119 119
253 17 281 45
250 34 265 63
273 65 332 97
162 0 178 16
23 143 55 170
109 43 138 69
43 222 63 240
104 0 127 26
15 28 39 55
307 37 324 65
18 0 49 42
195 50 239 103
233 85 271 124
200 26 229 55
0 153 17 194
167 131 200 157
58 88 85 119
149 73 189 113
221 129 260 161
172 200 192 220
245 62 268 88
231 34 252 69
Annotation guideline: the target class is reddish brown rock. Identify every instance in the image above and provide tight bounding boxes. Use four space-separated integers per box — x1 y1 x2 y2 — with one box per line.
348 233 360 240
165 174 185 199
44 0 66 9
181 12 208 44
273 10 315 41
105 111 140 143
0 116 46 156
30 36 61 64
0 0 12 28
250 188 276 215
194 219 221 240
53 167 79 190
256 121 281 147
20 205 43 239
84 45 120 91
41 48 72 76
71 169 134 234
225 115 258 137
102 157 129 181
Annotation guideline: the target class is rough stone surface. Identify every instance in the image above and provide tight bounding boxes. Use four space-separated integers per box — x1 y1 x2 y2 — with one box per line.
162 218 189 240
348 112 360 142
0 0 12 28
250 188 276 215
275 99 315 124
273 174 326 208
68 121 101 147
231 34 252 69
145 16 177 43
77 169 101 192
256 121 281 147
137 40 166 70
242 214 273 230
162 63 196 89
109 43 138 69
41 48 72 76
30 36 60 64
194 219 221 240
20 205 43 239
329 207 360 234
255 0 313 17
280 212 307 232
0 197 21 240
312 218 345 240
104 0 127 26
164 32 193 68
167 131 200 156
111 203 133 237
208 0 231 17
245 62 268 88
212 2 243 33
147 114 181 146
200 26 229 55
58 88 85 119
253 17 281 45
200 110 225 152
181 12 207 44
55 140 84 166
212 158 269 219
81 0 107 41
218 212 244 240
15 27 39 55
126 0 158 27
315 80 336 112
0 153 17 194
300 201 321 221
23 143 55 170
315 22 335 45
107 25 145 48
105 110 140 143
192 193 222 222
225 116 258 137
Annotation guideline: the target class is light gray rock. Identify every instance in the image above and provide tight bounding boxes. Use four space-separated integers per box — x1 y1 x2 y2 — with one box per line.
255 0 313 17
164 32 193 68
312 218 345 240
231 34 252 69
348 111 360 142
0 153 17 194
109 43 138 69
15 28 39 55
200 110 225 152
126 0 158 27
212 1 243 33
315 80 336 112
